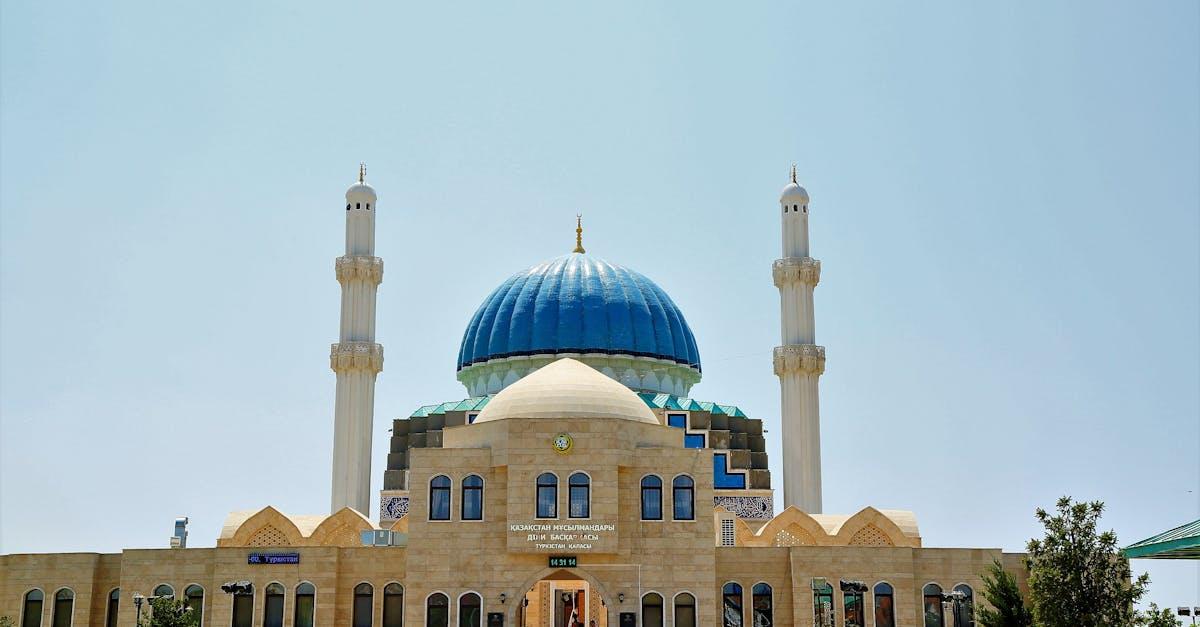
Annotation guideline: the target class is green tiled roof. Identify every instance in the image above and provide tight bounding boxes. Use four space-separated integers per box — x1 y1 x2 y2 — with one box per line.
1123 519 1200 560
409 393 747 418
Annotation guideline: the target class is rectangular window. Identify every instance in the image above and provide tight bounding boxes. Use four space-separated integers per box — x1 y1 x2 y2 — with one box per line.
720 518 736 546
537 485 557 518
684 433 706 448
667 414 687 428
232 594 253 627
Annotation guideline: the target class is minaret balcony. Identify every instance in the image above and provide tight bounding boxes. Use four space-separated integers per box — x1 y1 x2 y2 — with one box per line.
335 255 384 284
772 257 821 287
330 341 384 373
773 344 826 376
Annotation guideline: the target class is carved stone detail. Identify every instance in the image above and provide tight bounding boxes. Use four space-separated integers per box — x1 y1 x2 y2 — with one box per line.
714 495 773 520
773 344 826 376
335 255 384 284
380 495 410 520
772 257 821 287
330 342 384 373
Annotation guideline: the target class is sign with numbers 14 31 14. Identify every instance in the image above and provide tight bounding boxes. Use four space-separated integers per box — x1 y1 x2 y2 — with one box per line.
548 556 577 568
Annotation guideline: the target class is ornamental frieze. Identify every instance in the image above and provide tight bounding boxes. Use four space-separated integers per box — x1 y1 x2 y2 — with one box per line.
771 257 821 287
335 255 384 284
773 344 826 376
330 342 384 373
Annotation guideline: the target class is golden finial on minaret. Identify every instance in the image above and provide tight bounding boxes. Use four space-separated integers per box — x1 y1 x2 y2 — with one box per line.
790 163 797 184
573 214 586 253
359 162 366 183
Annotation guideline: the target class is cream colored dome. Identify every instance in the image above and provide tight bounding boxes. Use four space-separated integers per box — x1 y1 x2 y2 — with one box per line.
473 358 660 424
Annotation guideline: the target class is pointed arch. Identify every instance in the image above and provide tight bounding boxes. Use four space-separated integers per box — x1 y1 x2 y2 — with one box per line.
224 506 305 547
834 507 913 547
752 505 830 546
309 507 375 546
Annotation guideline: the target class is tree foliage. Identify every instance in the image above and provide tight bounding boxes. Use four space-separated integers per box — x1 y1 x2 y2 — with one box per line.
1138 604 1182 627
977 559 1033 627
137 597 199 627
1025 496 1148 627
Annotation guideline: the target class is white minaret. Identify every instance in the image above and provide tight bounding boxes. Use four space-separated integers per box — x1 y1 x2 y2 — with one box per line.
773 165 825 513
330 164 384 515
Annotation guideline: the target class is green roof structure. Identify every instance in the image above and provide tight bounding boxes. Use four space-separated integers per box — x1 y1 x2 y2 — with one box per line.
1122 519 1200 560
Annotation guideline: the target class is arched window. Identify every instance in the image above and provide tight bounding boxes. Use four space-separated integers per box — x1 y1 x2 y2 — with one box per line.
184 585 204 623
52 589 73 627
923 584 944 627
641 592 664 627
430 475 451 520
536 472 558 519
232 584 253 627
295 583 316 627
873 582 895 627
353 583 374 627
105 588 120 627
952 584 975 627
813 580 834 627
153 584 175 599
673 592 696 627
459 592 482 627
383 583 403 627
752 583 772 627
568 472 590 518
427 593 450 627
462 474 484 520
263 583 285 627
844 583 865 627
722 583 743 627
21 589 43 627
673 475 695 520
640 475 662 520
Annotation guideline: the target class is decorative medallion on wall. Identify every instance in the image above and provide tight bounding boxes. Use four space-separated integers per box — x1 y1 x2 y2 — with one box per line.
552 433 574 455
714 495 773 520
380 496 410 519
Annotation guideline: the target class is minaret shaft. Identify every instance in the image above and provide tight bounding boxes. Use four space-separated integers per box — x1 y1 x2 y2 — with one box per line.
775 173 824 514
330 172 383 515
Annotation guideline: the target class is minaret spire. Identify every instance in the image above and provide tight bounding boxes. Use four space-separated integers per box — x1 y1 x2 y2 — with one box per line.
573 214 586 253
359 162 366 184
773 166 825 513
330 165 384 515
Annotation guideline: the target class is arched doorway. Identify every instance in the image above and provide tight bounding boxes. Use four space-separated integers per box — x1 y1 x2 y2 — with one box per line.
512 569 610 627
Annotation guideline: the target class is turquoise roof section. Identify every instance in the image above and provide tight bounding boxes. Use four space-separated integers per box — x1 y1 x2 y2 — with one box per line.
457 252 701 373
408 393 748 419
1123 519 1200 560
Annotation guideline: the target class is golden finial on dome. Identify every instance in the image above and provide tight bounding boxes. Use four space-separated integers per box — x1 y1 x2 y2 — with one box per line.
790 163 797 184
573 214 586 253
359 162 366 183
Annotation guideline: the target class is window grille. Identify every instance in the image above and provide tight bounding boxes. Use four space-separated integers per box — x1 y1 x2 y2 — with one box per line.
721 518 736 546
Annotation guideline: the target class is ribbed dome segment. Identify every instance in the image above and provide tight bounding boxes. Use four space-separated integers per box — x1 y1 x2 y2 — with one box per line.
457 253 701 372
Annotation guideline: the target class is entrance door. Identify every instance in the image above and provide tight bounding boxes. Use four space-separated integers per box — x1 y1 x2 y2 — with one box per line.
555 589 584 627
519 573 605 627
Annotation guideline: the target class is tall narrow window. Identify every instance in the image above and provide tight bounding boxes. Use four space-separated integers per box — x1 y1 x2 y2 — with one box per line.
21 590 43 627
722 583 743 627
430 475 451 520
641 593 663 627
640 475 662 520
843 584 865 627
568 472 590 518
673 475 695 520
295 583 316 627
427 593 449 627
154 584 175 599
536 473 558 519
873 583 895 627
263 583 285 627
673 593 696 627
354 583 374 627
52 589 73 627
922 584 944 627
232 586 253 627
459 592 482 627
720 518 736 546
105 588 120 627
952 584 974 627
383 583 403 627
813 581 834 627
752 583 772 627
184 585 204 623
462 474 483 520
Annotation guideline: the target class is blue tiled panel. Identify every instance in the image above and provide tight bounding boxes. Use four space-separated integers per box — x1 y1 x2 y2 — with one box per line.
713 453 746 489
684 434 706 449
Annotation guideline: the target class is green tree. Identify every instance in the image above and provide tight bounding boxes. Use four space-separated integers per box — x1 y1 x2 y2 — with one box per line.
977 559 1033 627
1139 604 1182 627
1025 496 1149 627
137 596 199 627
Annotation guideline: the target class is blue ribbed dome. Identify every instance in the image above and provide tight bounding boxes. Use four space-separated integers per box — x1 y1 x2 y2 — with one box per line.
457 253 701 372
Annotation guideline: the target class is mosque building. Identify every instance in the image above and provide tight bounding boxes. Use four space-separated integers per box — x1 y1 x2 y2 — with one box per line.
1 166 1026 627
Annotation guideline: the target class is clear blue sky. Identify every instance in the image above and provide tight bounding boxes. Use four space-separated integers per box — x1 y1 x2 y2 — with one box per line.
2 0 1197 607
